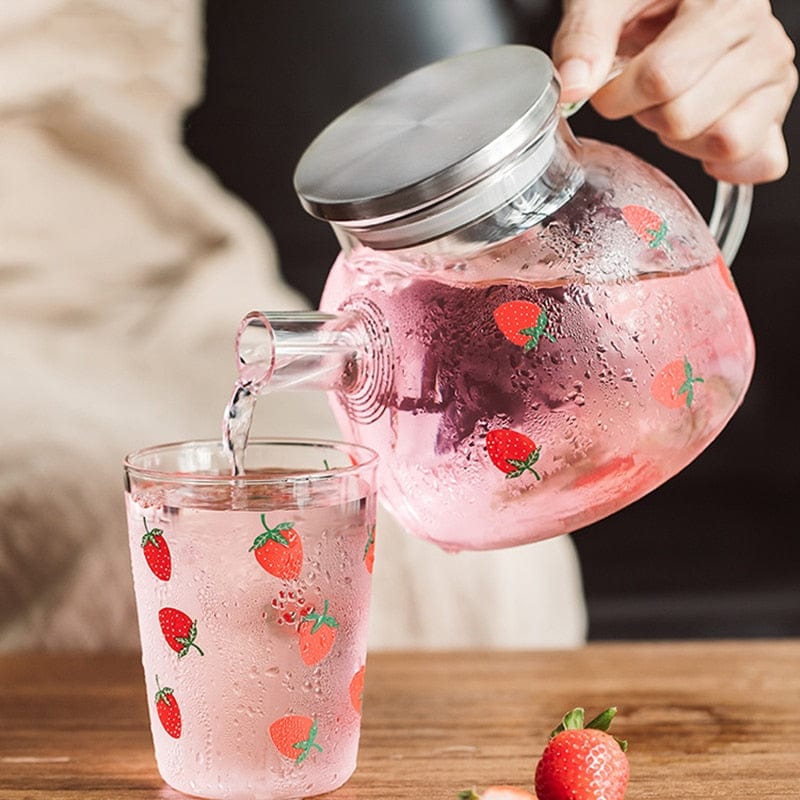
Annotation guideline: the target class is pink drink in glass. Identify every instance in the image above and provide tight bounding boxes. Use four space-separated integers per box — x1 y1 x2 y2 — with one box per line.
125 440 377 800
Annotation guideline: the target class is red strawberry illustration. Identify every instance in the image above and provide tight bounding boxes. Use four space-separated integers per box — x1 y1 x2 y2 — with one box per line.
349 665 366 714
140 517 171 581
494 300 556 351
269 715 323 764
486 429 542 480
158 607 204 658
622 204 671 249
298 599 339 665
249 515 303 580
535 707 629 800
154 674 181 739
651 356 704 408
363 524 376 574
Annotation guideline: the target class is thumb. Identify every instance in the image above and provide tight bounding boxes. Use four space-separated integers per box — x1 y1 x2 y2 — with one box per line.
552 0 631 103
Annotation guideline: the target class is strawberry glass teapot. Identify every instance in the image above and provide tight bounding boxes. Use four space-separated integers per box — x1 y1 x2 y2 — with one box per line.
236 46 754 551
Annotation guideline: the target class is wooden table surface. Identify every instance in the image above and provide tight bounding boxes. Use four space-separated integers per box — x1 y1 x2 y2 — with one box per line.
1 640 798 799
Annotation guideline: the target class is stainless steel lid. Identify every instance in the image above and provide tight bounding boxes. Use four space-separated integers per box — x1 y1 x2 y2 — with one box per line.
294 45 560 230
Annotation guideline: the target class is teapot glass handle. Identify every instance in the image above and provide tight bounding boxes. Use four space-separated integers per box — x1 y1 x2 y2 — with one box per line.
560 58 752 266
707 181 752 266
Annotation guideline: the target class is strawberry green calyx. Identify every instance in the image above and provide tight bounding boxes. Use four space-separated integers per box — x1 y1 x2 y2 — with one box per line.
677 357 704 407
520 308 556 351
646 220 671 249
549 706 628 751
175 620 204 658
293 718 323 764
458 791 481 800
505 447 542 480
302 599 339 634
154 674 174 706
250 516 294 551
141 517 164 549
364 525 375 559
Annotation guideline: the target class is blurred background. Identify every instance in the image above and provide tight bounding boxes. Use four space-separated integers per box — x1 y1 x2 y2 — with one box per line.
184 0 799 641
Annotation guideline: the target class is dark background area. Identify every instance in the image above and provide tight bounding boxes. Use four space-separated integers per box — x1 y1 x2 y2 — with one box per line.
185 1 799 640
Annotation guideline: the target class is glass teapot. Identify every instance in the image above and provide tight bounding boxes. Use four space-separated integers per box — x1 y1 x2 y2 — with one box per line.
237 46 755 552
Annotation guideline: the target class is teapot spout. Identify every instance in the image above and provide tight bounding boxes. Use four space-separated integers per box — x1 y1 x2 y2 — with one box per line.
236 310 366 395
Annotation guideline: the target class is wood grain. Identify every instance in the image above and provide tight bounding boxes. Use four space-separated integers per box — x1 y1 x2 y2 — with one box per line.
1 641 798 799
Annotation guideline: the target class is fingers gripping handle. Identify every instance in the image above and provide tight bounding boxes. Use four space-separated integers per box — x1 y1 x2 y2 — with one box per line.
560 57 752 267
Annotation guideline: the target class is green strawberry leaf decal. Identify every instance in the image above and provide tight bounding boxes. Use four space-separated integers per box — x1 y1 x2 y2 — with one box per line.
652 357 704 408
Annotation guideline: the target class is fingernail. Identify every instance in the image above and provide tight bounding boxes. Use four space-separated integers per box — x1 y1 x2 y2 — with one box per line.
557 58 592 93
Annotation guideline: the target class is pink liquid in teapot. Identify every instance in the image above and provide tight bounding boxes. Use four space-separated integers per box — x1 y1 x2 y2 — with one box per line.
320 149 755 551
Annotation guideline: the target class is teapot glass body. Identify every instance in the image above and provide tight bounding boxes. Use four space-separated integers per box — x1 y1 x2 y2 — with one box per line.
315 126 754 551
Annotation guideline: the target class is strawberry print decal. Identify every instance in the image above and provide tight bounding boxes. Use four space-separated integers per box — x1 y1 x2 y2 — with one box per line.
249 515 303 580
140 517 171 581
349 665 366 714
494 300 556 351
622 204 671 249
154 675 181 739
269 715 323 764
486 429 542 480
363 525 376 574
298 600 339 666
651 357 704 408
159 607 205 658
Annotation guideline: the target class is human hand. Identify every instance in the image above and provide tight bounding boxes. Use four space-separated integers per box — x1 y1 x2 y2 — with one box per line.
552 0 798 183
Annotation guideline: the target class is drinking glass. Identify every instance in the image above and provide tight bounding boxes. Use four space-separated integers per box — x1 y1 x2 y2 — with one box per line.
124 438 378 800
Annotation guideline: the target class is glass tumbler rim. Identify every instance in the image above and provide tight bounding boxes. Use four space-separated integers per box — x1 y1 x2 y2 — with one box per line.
123 437 379 487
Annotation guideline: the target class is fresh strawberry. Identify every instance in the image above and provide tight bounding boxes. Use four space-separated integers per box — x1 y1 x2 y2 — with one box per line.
458 787 536 799
494 300 556 351
534 707 629 800
154 674 181 739
140 517 171 581
363 524 376 574
158 607 204 658
349 665 366 713
651 356 704 408
269 715 323 764
297 599 339 665
622 204 670 249
249 515 303 580
486 429 542 480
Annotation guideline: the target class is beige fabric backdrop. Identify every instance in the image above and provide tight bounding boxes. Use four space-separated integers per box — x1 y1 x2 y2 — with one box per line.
0 0 586 651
